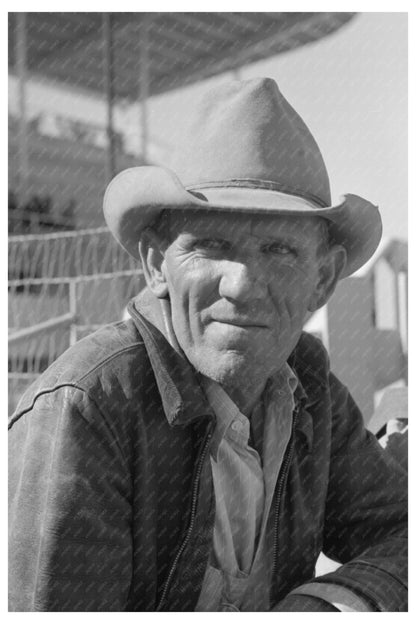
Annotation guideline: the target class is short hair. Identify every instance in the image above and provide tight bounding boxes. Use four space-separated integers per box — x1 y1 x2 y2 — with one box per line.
315 218 331 258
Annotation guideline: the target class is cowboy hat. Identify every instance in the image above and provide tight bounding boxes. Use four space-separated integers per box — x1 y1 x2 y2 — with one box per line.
104 77 382 278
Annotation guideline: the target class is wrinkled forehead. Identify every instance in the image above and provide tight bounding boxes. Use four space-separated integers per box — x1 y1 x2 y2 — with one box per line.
164 208 327 240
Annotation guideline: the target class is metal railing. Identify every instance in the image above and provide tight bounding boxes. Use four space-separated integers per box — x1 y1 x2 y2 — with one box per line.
9 312 76 346
8 251 144 414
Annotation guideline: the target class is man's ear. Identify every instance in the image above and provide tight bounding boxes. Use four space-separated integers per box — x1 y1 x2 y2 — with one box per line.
138 228 169 298
308 244 347 312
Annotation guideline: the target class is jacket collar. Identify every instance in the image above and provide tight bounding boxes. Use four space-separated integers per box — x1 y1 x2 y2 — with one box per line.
288 337 329 453
128 289 215 427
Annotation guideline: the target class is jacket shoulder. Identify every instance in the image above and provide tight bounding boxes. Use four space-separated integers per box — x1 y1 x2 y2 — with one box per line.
10 320 147 423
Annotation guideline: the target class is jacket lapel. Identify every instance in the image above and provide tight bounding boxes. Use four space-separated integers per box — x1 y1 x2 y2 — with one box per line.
127 289 214 427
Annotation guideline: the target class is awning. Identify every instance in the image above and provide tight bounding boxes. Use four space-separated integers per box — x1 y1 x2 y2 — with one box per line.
8 12 356 99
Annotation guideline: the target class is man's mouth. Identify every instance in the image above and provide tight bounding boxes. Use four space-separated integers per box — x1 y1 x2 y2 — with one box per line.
212 318 268 329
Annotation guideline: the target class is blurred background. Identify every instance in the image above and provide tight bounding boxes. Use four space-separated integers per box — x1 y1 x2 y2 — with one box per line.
8 12 408 431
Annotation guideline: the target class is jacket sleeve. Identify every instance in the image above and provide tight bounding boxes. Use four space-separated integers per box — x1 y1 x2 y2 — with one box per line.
8 385 133 612
310 373 407 611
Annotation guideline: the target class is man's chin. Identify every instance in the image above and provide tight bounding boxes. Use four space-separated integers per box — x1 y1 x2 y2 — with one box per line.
189 347 261 387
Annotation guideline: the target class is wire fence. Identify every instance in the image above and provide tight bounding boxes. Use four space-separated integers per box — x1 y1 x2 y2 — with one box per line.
8 228 144 414
8 227 136 280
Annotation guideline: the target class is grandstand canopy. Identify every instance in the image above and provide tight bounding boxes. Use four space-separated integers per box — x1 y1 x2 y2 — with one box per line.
8 12 355 99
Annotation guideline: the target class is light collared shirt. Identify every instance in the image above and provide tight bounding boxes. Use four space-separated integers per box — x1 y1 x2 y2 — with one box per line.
195 366 373 612
196 364 296 611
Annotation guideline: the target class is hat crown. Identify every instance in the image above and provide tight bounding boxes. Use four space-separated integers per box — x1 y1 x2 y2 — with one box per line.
172 77 331 206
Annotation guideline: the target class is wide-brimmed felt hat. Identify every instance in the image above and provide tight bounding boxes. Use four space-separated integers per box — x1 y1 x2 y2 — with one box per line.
104 77 382 278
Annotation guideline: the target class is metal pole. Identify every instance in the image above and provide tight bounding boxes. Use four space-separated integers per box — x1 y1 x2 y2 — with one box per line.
139 15 150 162
391 263 408 385
403 271 408 384
405 271 408 343
8 312 76 346
367 268 377 327
69 280 78 345
393 266 401 342
103 12 115 183
16 12 29 206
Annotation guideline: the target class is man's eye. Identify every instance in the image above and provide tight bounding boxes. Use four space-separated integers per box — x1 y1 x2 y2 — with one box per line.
265 243 296 256
194 239 230 251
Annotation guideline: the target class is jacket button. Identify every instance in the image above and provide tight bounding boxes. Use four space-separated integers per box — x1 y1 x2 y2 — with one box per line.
231 420 243 432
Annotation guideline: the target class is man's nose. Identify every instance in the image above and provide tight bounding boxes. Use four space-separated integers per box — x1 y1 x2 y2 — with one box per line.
218 260 268 302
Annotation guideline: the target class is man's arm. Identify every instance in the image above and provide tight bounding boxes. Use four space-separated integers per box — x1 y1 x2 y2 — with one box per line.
9 386 133 611
279 373 407 612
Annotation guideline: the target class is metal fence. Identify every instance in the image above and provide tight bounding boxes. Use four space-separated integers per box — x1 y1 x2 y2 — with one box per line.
8 227 136 280
8 228 145 414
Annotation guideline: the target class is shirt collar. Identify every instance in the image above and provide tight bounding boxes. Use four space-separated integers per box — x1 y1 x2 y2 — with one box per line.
200 377 243 460
202 364 298 461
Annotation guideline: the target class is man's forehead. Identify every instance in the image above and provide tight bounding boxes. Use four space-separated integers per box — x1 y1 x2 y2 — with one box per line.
166 208 325 238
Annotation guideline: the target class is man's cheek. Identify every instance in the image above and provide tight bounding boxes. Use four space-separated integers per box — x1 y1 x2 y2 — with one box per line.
269 289 297 321
269 293 307 337
272 276 313 308
180 294 209 348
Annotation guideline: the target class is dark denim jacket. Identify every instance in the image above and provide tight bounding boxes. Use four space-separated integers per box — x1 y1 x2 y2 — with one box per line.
9 291 407 611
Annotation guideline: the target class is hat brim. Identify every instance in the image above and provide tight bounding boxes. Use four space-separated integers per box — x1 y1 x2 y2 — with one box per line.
103 166 382 279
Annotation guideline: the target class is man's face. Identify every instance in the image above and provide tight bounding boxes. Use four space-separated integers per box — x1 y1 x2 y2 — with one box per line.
155 210 331 388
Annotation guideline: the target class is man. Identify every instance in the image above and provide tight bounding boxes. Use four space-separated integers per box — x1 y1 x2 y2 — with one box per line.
9 78 407 611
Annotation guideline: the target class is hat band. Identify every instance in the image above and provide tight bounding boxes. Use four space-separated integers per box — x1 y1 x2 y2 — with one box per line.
186 178 329 209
